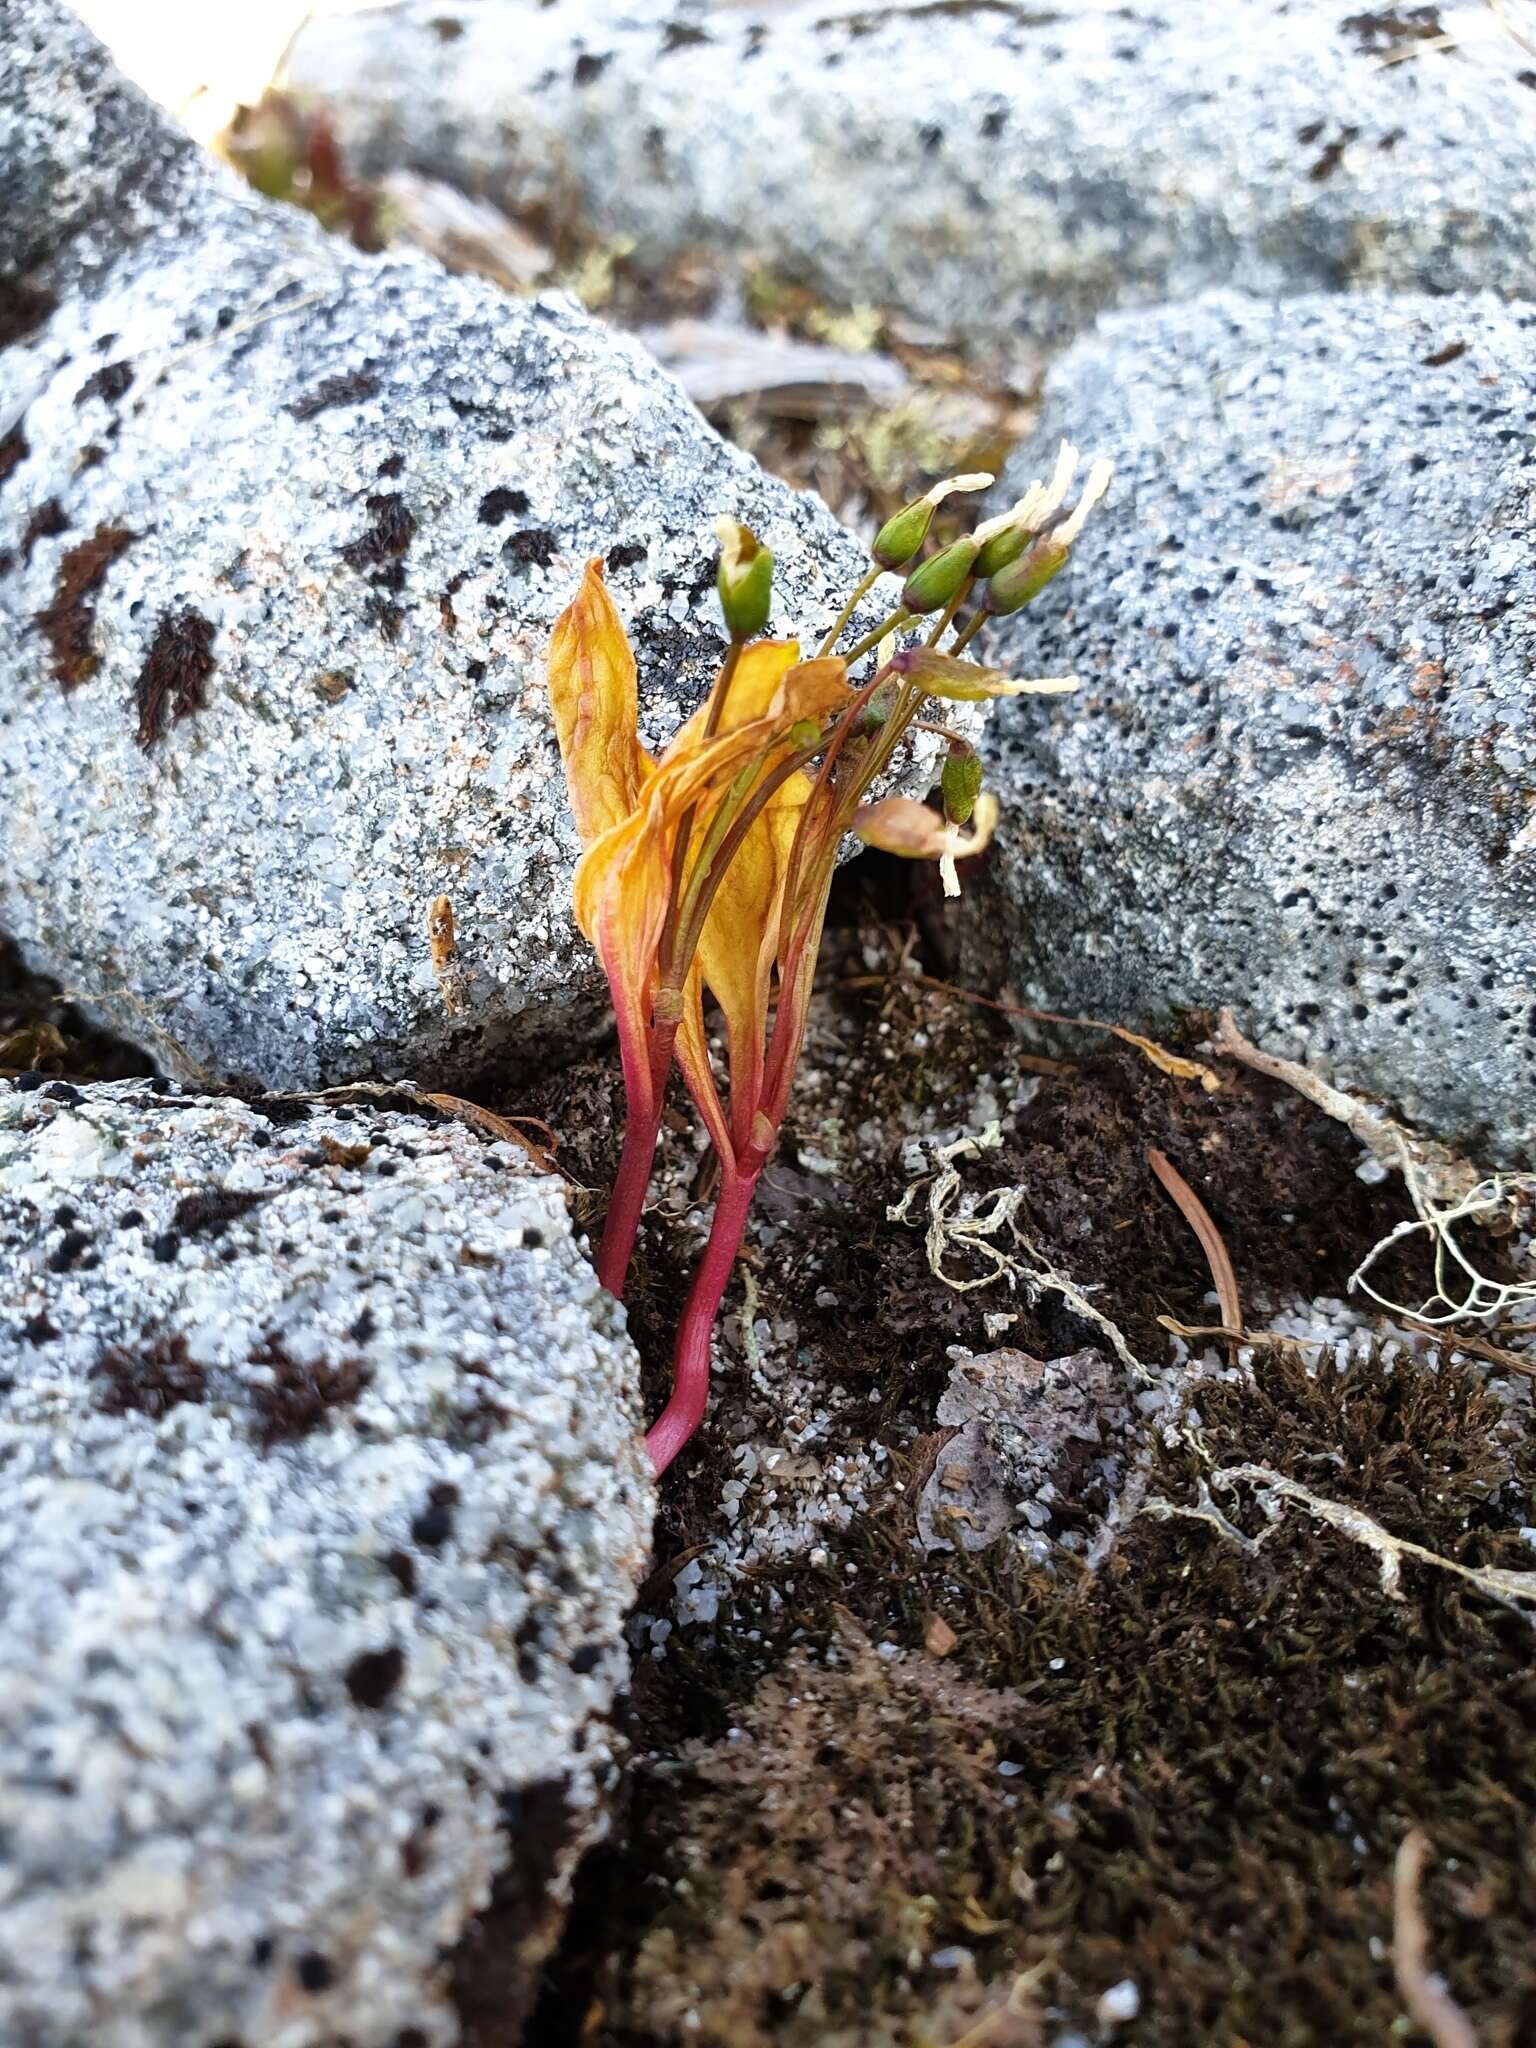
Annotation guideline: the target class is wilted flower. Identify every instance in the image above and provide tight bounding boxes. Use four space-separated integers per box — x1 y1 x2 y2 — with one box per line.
548 449 1110 1472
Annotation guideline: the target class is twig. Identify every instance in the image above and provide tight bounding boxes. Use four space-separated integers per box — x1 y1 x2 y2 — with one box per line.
1393 1831 1479 2048
1209 1465 1536 1611
1209 1009 1471 1204
1397 1315 1536 1382
1146 1147 1243 1341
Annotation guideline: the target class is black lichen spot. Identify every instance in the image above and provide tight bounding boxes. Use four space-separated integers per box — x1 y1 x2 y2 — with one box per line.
151 1231 181 1263
432 14 464 37
93 1332 208 1420
605 539 646 571
377 451 405 479
343 492 417 571
465 657 487 682
241 1096 315 1127
47 1228 94 1273
24 1312 58 1343
20 498 67 562
288 369 382 421
78 442 107 470
1339 6 1444 56
477 485 530 525
344 1644 406 1708
503 527 558 568
134 609 217 751
382 1547 418 1595
43 1081 82 1105
981 105 1007 137
451 1777 575 2038
170 1186 266 1239
248 1332 371 1448
295 1951 335 1993
251 1936 275 1969
0 427 27 489
572 50 612 83
342 492 416 640
570 1643 603 1675
411 1482 460 1549
349 1307 378 1344
75 360 133 407
35 524 136 686
661 19 711 49
0 279 57 350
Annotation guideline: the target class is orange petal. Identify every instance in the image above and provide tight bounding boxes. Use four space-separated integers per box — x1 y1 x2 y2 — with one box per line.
548 558 649 849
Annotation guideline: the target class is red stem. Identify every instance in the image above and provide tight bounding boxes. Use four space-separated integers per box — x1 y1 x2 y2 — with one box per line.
596 1016 678 1298
645 1161 763 1474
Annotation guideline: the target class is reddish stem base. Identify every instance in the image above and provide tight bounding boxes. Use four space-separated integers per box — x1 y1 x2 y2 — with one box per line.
645 1166 761 1475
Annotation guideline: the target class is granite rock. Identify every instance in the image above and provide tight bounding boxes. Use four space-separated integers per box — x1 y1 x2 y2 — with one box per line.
283 0 1536 361
0 1071 652 2047
0 0 886 1091
966 289 1536 1161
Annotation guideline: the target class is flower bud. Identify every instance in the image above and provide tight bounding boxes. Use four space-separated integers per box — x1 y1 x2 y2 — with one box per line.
972 520 1031 582
871 498 935 572
901 535 978 615
890 645 1078 700
870 471 993 570
983 536 1069 616
941 746 983 826
714 516 774 638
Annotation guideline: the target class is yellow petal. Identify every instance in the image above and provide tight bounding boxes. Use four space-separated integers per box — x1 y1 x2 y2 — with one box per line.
674 965 734 1163
548 558 649 849
572 804 672 1075
667 638 801 757
770 656 853 729
696 769 812 1143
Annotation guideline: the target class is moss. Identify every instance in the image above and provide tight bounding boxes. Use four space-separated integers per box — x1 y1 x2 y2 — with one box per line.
535 1344 1534 2047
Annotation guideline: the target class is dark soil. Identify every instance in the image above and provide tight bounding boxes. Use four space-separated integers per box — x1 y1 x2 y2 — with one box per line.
456 868 1535 2048
0 933 155 1082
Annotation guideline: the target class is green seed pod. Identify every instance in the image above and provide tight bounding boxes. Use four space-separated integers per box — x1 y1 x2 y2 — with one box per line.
715 517 775 638
972 520 1031 582
984 536 1068 616
941 746 983 826
788 717 822 751
871 496 936 571
901 536 978 616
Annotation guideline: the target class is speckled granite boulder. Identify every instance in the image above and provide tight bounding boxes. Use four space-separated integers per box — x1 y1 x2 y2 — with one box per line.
0 0 876 1091
965 289 1536 1162
283 0 1536 359
0 1072 652 2048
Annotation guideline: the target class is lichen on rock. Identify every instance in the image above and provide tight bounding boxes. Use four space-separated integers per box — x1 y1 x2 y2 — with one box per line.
0 1071 652 2048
